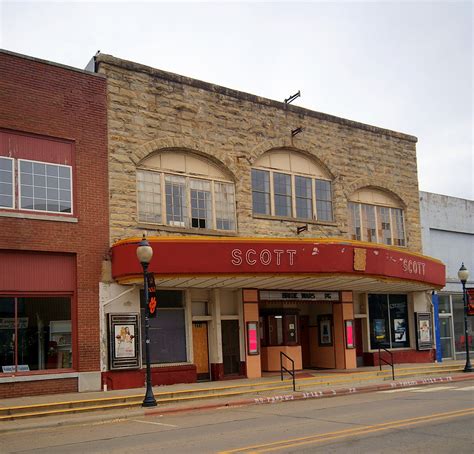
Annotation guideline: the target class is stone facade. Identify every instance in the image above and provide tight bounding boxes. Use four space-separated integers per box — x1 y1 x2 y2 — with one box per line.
96 54 421 252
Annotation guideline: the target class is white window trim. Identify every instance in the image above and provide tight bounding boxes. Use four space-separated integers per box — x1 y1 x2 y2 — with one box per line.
0 156 15 210
18 158 73 216
137 168 236 232
252 166 333 222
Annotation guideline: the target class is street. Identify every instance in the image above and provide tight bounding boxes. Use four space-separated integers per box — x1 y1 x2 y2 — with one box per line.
1 382 473 453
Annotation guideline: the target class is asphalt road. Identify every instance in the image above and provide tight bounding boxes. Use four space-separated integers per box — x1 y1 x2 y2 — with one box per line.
1 382 473 454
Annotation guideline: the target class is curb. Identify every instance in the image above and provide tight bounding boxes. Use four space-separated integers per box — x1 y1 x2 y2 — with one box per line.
144 374 474 417
2 374 473 433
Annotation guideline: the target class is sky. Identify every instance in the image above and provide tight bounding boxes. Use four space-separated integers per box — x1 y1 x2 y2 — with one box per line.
1 0 472 200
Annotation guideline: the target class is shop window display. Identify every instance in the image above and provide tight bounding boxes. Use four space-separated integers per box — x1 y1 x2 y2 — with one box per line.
369 294 410 349
0 296 72 373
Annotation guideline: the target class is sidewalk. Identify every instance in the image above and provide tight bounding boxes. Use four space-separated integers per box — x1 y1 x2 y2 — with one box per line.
1 361 472 434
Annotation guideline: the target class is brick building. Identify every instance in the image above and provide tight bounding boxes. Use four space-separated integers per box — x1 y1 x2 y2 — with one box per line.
0 51 108 397
93 54 445 390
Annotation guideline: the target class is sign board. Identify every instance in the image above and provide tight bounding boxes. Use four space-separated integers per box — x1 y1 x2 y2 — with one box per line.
0 317 28 329
345 320 355 349
246 322 259 355
112 239 446 288
147 273 157 317
260 291 339 302
1 365 29 373
108 313 141 370
467 288 474 316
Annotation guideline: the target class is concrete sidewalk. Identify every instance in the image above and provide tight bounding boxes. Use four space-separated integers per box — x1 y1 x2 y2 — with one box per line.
1 361 472 434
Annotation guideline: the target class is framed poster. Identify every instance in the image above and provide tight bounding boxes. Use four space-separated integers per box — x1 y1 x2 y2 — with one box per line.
108 313 141 370
393 318 407 342
345 320 355 349
374 319 386 342
318 315 333 346
246 322 259 355
415 312 432 350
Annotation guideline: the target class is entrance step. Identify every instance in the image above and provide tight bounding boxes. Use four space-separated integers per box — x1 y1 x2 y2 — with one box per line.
0 363 465 421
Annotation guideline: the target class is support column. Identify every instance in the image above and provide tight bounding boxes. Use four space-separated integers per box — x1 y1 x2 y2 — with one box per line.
209 288 224 380
333 292 357 370
242 289 261 378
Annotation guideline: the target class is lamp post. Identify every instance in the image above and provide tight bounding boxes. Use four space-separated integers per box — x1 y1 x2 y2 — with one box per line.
458 263 472 373
136 234 157 407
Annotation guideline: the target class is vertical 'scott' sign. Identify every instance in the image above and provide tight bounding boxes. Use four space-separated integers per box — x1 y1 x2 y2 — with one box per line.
147 273 157 317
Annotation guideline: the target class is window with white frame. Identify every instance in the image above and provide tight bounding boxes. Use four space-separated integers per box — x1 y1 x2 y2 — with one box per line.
0 157 73 214
347 188 405 246
136 152 236 231
19 160 72 214
251 150 334 222
0 157 14 209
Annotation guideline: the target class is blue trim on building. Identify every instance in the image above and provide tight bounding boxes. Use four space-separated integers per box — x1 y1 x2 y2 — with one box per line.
432 292 442 362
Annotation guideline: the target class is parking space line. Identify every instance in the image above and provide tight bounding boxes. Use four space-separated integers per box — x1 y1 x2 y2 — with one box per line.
131 419 178 427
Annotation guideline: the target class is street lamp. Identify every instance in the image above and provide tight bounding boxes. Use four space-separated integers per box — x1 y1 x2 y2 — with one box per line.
457 263 472 373
136 234 157 407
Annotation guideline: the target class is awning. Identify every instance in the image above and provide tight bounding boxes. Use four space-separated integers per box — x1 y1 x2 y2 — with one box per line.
111 237 445 293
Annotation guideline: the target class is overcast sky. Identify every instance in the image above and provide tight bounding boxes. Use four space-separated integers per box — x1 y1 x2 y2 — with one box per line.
1 0 472 199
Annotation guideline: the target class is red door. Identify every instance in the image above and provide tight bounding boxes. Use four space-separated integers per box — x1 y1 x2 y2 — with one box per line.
300 316 311 368
355 318 364 367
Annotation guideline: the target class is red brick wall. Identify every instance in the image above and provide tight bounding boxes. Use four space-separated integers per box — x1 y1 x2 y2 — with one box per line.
0 51 108 374
0 379 78 399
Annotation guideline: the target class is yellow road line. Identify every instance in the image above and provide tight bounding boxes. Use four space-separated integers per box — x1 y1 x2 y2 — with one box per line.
220 407 474 453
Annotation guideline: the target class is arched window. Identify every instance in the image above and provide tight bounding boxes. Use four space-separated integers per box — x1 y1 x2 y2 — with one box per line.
136 151 236 231
347 188 405 246
251 150 333 222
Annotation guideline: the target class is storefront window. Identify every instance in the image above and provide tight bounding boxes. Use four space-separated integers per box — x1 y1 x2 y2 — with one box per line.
0 296 72 373
141 290 187 364
369 294 409 349
453 293 474 355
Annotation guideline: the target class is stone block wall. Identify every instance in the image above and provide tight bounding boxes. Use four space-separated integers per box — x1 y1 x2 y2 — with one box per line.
97 54 421 252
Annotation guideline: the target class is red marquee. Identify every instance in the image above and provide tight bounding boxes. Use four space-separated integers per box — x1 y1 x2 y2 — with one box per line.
111 237 445 288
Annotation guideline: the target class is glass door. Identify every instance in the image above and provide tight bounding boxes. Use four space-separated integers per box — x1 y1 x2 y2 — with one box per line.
439 315 454 359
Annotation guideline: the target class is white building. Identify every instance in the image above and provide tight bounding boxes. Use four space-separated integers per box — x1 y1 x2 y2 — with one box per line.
419 191 474 361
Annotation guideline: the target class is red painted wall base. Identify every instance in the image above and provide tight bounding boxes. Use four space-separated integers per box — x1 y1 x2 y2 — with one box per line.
363 349 435 367
102 364 197 391
210 362 247 381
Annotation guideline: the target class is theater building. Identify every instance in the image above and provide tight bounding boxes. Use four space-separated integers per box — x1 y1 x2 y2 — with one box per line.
0 51 108 397
95 54 445 390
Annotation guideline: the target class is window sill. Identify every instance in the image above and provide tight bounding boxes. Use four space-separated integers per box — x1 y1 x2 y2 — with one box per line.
252 214 337 227
0 371 78 383
148 362 192 368
0 211 78 223
137 223 237 237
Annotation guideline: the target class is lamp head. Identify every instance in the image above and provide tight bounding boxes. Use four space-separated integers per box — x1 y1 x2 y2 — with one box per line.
136 234 153 265
458 263 469 284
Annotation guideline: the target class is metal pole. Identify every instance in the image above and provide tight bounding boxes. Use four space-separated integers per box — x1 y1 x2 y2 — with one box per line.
142 262 157 407
462 280 472 373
